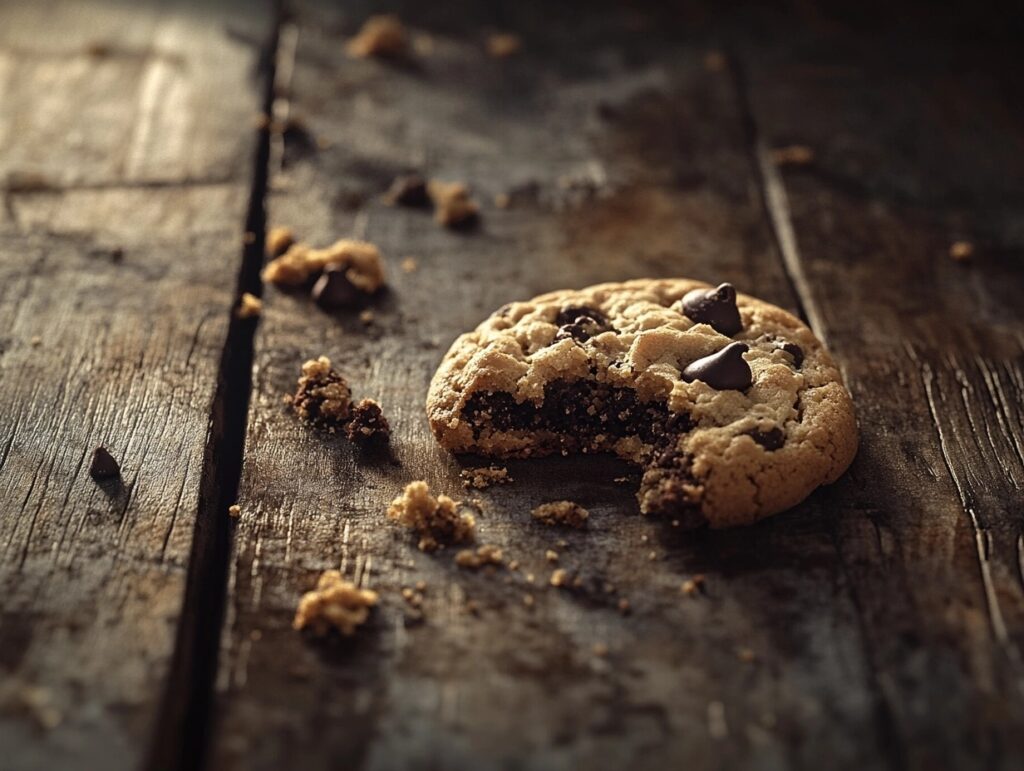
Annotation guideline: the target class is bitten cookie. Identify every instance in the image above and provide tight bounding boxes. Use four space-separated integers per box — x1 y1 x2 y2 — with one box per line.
426 278 857 528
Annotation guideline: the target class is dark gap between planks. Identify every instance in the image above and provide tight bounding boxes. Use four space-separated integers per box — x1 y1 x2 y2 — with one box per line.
143 4 283 770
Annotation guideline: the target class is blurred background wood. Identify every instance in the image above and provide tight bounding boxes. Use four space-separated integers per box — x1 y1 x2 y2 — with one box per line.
1 1 1022 770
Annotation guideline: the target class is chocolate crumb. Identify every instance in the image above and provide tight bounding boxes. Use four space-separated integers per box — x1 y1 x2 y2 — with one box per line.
384 174 430 207
345 399 390 444
291 356 352 432
312 266 362 310
89 447 120 480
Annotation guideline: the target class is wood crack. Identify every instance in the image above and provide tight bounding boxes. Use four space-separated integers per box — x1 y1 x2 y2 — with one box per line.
141 3 283 769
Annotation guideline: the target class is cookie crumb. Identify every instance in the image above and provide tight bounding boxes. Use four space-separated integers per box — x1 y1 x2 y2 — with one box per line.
387 481 476 552
592 642 609 657
346 14 407 59
291 356 352 432
228 504 241 518
266 226 295 257
345 399 391 444
359 309 375 325
460 466 512 490
428 180 479 229
647 550 658 561
507 559 520 571
681 574 706 597
236 292 263 319
385 175 429 208
30 336 42 347
617 598 631 615
89 447 120 480
486 33 521 58
550 568 569 587
769 145 814 167
531 501 589 529
263 239 386 294
455 544 504 569
401 586 425 608
523 593 535 607
545 549 559 563
293 570 378 636
400 257 419 273
950 240 975 262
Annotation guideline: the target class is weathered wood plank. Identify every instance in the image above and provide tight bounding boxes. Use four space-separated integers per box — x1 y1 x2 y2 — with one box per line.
210 3 893 769
738 7 1024 768
0 2 269 769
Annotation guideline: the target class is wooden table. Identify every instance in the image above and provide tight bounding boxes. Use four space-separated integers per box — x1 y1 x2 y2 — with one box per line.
2 1 1022 769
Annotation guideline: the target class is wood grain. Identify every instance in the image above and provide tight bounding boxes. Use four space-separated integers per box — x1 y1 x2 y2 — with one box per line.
0 2 267 769
738 7 1024 768
209 2 894 769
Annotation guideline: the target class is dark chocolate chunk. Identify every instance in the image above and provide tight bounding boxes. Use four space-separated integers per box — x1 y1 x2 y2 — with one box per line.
384 174 430 207
553 306 612 343
345 399 391 443
678 283 743 336
89 447 120 480
682 342 752 391
749 426 785 450
555 305 608 327
311 266 360 309
778 341 804 368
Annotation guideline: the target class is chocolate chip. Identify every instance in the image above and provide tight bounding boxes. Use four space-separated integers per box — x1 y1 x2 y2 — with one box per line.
678 283 743 336
779 341 804 368
749 426 784 450
682 342 752 391
555 305 608 327
311 266 361 309
553 306 613 342
89 447 120 480
384 174 430 207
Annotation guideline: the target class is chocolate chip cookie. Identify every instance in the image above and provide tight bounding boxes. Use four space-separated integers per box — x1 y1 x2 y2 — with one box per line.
426 278 857 527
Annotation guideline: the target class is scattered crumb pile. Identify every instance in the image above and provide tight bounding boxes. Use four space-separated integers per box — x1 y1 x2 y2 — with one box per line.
236 292 263 319
461 466 512 490
263 238 386 300
455 544 504 569
486 33 521 58
293 570 378 636
531 501 589 529
427 180 479 228
290 356 390 442
387 481 476 552
347 14 407 59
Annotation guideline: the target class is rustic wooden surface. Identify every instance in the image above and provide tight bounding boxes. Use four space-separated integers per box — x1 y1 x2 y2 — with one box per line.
2 1 1024 770
0 1 269 770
